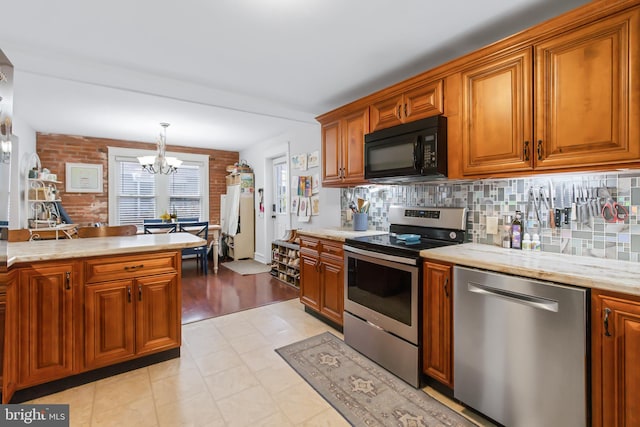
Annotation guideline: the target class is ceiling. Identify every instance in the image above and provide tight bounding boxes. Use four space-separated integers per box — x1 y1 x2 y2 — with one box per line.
1 0 592 151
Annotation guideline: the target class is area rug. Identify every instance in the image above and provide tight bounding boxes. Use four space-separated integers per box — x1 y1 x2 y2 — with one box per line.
222 259 272 275
276 332 477 427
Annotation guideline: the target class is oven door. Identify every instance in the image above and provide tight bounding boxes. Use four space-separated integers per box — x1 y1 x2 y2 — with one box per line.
343 245 420 345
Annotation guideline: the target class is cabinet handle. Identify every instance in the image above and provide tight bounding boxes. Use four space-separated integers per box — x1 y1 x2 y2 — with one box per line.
127 286 132 303
537 140 543 161
124 264 144 271
65 271 71 290
315 259 321 272
138 284 142 301
404 103 407 118
524 141 530 161
397 105 401 119
444 277 449 298
604 307 612 337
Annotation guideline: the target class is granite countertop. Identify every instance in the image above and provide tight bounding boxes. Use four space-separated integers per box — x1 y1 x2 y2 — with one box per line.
7 233 205 266
421 243 640 296
297 228 387 242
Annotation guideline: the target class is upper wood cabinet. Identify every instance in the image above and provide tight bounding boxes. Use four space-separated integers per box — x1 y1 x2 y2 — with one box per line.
370 80 443 132
320 106 369 187
459 6 640 177
592 290 640 427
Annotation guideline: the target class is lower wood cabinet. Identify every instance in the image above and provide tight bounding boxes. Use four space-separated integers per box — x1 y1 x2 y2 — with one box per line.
85 255 180 369
592 290 640 427
422 260 453 388
17 262 80 388
299 236 344 326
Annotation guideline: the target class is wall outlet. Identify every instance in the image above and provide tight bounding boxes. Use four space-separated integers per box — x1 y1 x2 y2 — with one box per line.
486 216 499 234
346 209 353 221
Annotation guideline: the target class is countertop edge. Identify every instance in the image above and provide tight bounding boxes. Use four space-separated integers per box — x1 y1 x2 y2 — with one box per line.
297 228 387 242
7 234 206 267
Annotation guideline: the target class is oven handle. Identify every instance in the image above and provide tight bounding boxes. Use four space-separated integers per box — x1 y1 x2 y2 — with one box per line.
343 245 418 266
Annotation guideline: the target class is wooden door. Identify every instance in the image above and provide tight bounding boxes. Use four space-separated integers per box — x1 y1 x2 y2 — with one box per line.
300 254 321 312
403 79 443 123
341 107 369 185
321 119 342 185
85 280 135 369
461 48 534 176
370 93 404 131
592 292 640 427
135 274 180 355
535 8 640 170
320 255 344 326
422 262 453 387
18 263 76 387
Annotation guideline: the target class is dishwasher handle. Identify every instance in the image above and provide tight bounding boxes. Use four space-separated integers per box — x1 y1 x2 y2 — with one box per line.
468 282 559 313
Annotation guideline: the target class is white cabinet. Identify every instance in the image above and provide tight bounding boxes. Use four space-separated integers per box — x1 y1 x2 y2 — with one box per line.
220 176 255 260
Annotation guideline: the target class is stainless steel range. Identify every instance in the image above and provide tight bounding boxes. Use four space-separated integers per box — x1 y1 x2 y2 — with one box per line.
343 206 467 387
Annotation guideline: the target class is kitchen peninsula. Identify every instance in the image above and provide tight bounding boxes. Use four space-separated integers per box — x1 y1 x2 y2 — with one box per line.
1 232 205 404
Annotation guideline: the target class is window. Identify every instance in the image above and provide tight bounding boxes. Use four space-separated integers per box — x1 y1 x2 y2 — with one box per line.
108 147 209 227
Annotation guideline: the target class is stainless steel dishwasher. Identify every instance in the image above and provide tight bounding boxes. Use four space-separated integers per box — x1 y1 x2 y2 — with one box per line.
453 266 588 427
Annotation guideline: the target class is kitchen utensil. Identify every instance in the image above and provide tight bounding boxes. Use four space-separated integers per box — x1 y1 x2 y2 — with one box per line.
361 200 370 213
357 198 365 212
348 200 357 213
599 188 628 223
548 181 556 229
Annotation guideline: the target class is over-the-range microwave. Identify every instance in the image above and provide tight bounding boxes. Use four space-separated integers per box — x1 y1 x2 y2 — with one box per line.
364 115 447 183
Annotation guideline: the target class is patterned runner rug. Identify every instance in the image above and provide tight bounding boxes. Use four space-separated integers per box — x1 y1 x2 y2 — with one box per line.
276 332 478 427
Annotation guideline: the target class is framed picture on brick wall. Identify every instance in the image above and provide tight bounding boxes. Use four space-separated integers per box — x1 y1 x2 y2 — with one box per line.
66 162 103 193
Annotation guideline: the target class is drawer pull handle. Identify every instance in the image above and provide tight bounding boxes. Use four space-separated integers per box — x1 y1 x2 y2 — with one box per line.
444 277 449 298
138 285 142 301
65 271 71 290
127 286 132 303
604 307 612 337
124 264 144 271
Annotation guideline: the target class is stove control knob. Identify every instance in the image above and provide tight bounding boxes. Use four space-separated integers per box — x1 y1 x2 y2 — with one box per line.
449 231 457 240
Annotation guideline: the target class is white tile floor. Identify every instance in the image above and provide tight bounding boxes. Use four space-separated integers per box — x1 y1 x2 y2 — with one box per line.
28 299 493 427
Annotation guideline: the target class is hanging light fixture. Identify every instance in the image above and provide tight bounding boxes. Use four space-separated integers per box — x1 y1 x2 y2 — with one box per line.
138 122 183 174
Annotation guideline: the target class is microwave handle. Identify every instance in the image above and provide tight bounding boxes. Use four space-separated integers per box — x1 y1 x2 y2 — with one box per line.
413 137 423 172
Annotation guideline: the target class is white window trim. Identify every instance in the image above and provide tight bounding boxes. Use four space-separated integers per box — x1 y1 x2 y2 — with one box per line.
107 146 209 225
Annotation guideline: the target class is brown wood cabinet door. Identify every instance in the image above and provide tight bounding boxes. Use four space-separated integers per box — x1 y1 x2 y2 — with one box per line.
592 292 640 427
422 262 453 387
321 119 341 185
85 281 135 369
341 108 369 186
370 94 403 132
319 256 344 326
403 80 443 123
2 270 17 403
535 8 640 170
135 274 180 356
461 48 534 176
300 254 321 312
18 263 75 387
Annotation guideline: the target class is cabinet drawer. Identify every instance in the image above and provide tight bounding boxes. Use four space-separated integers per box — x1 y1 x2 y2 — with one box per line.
321 241 343 258
85 252 178 284
300 237 320 252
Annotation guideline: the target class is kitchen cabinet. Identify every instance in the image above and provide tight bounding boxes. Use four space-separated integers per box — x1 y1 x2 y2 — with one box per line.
17 261 80 388
370 79 443 132
459 7 640 177
422 261 453 387
592 290 640 427
84 252 180 369
299 236 344 325
1 270 17 404
319 106 369 187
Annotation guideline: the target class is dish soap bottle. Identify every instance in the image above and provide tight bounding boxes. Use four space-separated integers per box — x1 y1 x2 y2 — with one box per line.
511 211 522 250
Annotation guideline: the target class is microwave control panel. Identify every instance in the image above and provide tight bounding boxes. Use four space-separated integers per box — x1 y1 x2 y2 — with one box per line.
422 134 437 169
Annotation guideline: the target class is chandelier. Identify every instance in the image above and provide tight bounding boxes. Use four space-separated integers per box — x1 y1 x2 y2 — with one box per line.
138 122 183 174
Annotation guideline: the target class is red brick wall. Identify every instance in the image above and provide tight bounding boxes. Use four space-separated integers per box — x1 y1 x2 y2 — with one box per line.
36 133 239 226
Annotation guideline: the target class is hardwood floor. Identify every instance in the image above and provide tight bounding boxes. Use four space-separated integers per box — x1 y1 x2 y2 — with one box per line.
181 258 300 324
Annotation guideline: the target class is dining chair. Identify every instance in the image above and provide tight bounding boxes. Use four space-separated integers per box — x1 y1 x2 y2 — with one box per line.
77 224 138 238
143 223 177 234
179 221 209 274
177 217 199 223
143 219 164 224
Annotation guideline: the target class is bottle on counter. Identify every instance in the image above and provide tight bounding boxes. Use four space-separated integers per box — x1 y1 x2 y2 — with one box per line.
532 233 541 251
501 215 512 249
511 211 522 250
522 233 531 251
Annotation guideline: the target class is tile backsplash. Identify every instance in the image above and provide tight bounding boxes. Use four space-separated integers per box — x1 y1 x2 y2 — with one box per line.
341 171 640 262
